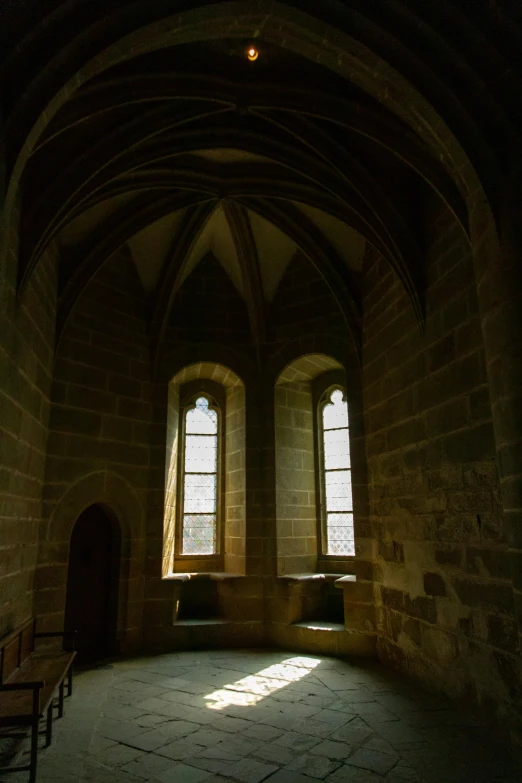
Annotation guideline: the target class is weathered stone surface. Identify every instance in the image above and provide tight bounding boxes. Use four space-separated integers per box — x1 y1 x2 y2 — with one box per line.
466 547 511 579
380 587 405 613
423 573 447 597
453 579 514 612
404 595 437 624
434 546 462 567
487 614 519 653
2 6 522 746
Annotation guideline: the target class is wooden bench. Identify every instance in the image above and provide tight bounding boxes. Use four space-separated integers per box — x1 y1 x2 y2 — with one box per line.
0 618 76 782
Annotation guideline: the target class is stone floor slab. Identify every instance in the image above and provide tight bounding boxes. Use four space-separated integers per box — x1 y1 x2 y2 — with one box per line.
286 753 341 779
119 751 177 779
155 761 213 783
345 747 398 775
182 753 235 774
184 728 231 747
288 719 334 739
274 731 321 752
122 727 187 752
134 714 172 728
251 740 298 765
309 739 354 760
325 765 383 782
155 739 209 760
3 649 519 783
96 743 146 766
97 718 149 744
211 716 254 733
215 736 265 757
224 757 278 783
263 770 314 783
241 724 284 742
311 709 353 726
329 720 373 745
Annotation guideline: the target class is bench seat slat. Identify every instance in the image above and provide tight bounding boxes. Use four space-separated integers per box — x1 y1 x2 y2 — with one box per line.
0 653 75 721
0 618 75 781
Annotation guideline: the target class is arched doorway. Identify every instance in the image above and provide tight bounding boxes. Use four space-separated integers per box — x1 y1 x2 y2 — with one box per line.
65 504 121 663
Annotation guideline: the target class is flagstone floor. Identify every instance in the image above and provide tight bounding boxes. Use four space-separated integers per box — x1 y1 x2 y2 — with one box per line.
2 649 520 783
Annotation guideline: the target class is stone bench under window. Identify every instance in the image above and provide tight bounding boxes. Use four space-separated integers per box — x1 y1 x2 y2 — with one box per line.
166 572 243 623
279 573 357 627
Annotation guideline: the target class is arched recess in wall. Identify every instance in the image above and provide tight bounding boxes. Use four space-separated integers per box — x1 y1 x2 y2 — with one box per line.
164 362 246 576
65 503 121 663
273 352 370 577
38 470 144 653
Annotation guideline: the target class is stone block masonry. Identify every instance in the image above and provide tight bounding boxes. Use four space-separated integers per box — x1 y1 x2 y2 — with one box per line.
0 194 517 742
275 381 317 575
44 252 152 511
37 250 151 647
0 242 57 637
163 254 251 352
363 200 518 720
270 253 347 347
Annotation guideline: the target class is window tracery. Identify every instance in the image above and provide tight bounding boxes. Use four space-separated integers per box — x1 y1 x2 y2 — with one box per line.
181 396 219 555
320 388 354 556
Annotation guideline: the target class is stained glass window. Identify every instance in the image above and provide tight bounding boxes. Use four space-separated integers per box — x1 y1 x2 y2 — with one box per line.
182 396 218 555
322 389 354 555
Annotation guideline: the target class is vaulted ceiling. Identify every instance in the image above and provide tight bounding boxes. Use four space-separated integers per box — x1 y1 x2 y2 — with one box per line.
16 40 467 353
4 2 519 358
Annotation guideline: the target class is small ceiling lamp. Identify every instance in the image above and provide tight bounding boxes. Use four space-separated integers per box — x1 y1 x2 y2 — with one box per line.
246 45 259 62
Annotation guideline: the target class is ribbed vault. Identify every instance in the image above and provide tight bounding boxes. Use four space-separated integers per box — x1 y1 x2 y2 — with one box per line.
4 0 519 360
14 49 469 355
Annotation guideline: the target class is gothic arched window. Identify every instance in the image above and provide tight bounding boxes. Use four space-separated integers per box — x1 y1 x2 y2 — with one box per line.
320 388 355 556
180 395 219 555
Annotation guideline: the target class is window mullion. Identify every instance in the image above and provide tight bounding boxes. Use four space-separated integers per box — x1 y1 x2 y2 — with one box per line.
181 396 219 556
321 388 355 556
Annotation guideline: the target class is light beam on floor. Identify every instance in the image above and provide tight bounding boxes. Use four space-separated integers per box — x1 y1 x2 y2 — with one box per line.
203 656 321 709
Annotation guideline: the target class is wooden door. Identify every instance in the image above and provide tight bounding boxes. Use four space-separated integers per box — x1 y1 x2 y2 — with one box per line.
65 505 120 663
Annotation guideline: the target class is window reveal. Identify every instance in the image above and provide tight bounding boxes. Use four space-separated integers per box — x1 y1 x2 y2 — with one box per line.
321 389 355 555
182 396 218 555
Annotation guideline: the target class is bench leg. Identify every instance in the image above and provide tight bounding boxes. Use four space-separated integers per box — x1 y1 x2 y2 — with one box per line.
46 703 53 747
67 664 73 697
29 718 38 783
58 680 65 718
58 679 65 718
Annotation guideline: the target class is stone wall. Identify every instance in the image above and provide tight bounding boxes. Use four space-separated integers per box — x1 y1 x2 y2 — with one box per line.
164 253 251 351
162 382 179 577
37 250 150 649
363 203 516 718
274 380 317 575
7 199 515 714
0 244 57 635
224 384 246 575
270 253 348 347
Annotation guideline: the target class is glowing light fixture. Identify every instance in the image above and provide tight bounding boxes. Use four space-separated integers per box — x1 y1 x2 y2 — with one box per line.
247 45 259 62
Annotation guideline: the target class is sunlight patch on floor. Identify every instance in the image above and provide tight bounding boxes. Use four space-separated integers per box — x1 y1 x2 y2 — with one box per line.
203 656 321 709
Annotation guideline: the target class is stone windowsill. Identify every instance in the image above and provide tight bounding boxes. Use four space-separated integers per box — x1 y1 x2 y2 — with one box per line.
291 621 346 632
334 575 357 588
172 618 232 626
279 573 356 584
165 572 243 582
